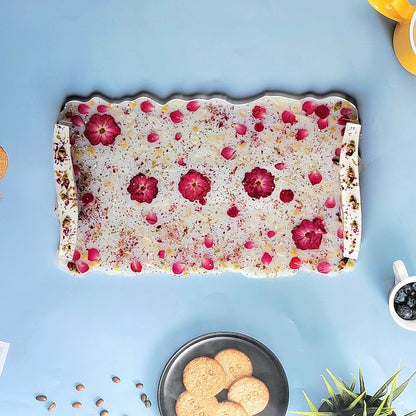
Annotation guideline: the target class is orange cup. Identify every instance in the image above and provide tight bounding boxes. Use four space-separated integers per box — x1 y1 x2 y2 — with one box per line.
369 0 416 75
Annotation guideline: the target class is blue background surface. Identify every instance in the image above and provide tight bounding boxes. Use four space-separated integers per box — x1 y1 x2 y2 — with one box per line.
1 1 416 415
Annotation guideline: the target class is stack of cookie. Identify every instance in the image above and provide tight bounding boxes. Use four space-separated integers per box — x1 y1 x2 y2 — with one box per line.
176 348 269 416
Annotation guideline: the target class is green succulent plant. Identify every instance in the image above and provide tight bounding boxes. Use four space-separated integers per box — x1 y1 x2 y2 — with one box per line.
292 368 416 416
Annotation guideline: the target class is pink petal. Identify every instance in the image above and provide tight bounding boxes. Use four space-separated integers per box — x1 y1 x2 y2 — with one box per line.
71 115 84 127
170 110 184 123
267 230 276 238
174 132 182 141
335 148 341 157
202 257 214 270
147 132 159 143
186 100 201 112
145 212 158 225
140 100 154 113
78 103 90 114
172 262 185 274
97 104 108 113
282 110 297 124
337 227 344 239
252 105 267 119
280 189 294 203
261 252 273 266
72 250 81 262
73 164 81 175
308 170 322 185
204 237 214 248
87 248 100 262
158 250 165 259
235 124 247 135
317 118 328 130
289 257 302 269
325 197 336 208
254 122 264 132
77 261 89 273
244 241 255 249
302 100 316 115
317 261 332 274
130 260 142 273
227 205 239 217
275 162 286 170
221 147 235 160
315 105 330 119
295 129 309 141
341 107 353 117
177 157 186 166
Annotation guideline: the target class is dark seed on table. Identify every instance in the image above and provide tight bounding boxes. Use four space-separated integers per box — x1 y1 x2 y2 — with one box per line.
136 382 144 389
100 410 109 416
72 401 82 408
96 398 104 407
47 402 56 412
75 383 85 391
140 393 147 402
112 376 121 383
145 399 151 408
35 395 47 401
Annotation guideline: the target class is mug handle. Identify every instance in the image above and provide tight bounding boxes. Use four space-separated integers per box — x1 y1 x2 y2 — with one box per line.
393 260 409 284
368 0 415 22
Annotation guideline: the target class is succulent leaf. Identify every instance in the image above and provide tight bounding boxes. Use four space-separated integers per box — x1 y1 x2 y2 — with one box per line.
322 375 340 408
303 390 319 412
359 367 366 395
326 369 357 402
346 390 367 411
403 410 416 416
392 371 416 401
369 370 402 405
374 395 389 416
350 374 356 392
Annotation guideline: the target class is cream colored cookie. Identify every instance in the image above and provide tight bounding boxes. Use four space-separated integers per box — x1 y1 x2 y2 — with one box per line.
214 348 253 388
216 400 248 416
0 147 8 180
227 376 269 416
183 356 226 398
175 391 218 416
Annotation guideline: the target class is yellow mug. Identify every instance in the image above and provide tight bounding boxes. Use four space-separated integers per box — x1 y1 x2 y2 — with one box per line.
369 0 416 75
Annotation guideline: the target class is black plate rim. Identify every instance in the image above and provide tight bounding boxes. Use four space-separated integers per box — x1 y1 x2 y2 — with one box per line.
157 330 289 416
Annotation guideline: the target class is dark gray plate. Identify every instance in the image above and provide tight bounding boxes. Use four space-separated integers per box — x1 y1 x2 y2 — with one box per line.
158 331 289 416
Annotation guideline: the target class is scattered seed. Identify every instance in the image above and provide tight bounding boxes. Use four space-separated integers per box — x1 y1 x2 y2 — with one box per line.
47 402 56 412
96 398 104 407
145 399 151 408
100 410 109 416
35 395 47 401
135 382 143 389
75 384 85 391
140 393 147 402
72 401 82 408
112 376 121 383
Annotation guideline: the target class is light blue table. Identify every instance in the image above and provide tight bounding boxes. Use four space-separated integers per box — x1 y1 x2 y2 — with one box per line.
1 1 416 415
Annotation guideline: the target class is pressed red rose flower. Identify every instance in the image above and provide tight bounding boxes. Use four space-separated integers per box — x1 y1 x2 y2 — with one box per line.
130 260 142 273
243 167 275 199
227 205 239 217
85 114 121 146
295 129 309 141
282 110 297 124
127 173 159 203
289 257 302 269
140 100 154 113
235 124 247 135
261 252 273 266
315 104 330 119
81 192 94 206
178 169 211 205
291 218 327 250
252 105 267 119
170 110 184 123
280 189 294 203
186 100 200 112
302 100 316 115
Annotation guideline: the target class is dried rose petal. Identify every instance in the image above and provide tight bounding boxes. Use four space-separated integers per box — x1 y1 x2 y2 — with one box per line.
289 257 302 269
275 162 286 170
221 147 235 160
140 100 154 113
145 212 158 225
158 250 165 259
177 157 186 166
186 101 200 112
252 105 267 119
337 227 344 239
254 122 264 132
174 132 182 141
261 252 273 266
81 193 94 206
317 118 328 130
267 230 276 238
280 189 294 203
97 104 108 113
130 260 142 273
72 250 81 262
77 262 89 273
170 110 184 123
78 103 90 114
302 100 316 115
308 170 322 185
147 132 159 143
202 257 214 270
235 124 247 135
71 115 84 127
73 164 81 175
87 248 100 262
315 105 330 119
204 237 213 248
244 241 255 249
227 205 239 217
317 261 332 274
295 129 309 141
325 197 336 208
282 110 297 124
172 262 185 274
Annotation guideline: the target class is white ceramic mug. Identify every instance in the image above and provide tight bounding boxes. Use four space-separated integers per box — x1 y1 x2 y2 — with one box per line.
389 260 416 330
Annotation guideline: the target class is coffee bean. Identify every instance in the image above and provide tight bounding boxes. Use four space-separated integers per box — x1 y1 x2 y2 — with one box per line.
75 384 85 391
72 401 82 408
96 398 104 407
136 382 144 389
112 376 121 383
100 410 109 416
35 395 47 401
140 393 147 402
47 402 56 412
145 399 151 408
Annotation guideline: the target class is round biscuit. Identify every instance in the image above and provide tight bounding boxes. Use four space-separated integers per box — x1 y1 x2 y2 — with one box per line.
0 147 8 180
183 356 226 398
175 391 218 416
214 348 253 388
216 400 248 416
227 376 269 416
